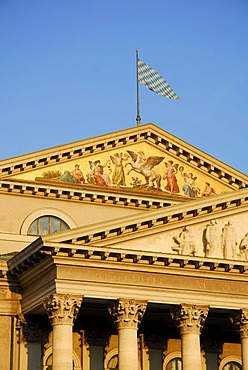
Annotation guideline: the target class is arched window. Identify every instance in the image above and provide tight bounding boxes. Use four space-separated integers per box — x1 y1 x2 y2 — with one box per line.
107 354 118 369
45 354 74 370
223 362 242 370
166 358 182 370
27 216 70 236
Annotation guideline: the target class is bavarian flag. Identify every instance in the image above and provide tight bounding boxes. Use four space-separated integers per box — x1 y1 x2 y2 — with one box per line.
137 59 179 99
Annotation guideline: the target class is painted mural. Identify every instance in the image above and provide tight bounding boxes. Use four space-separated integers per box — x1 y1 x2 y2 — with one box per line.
13 142 232 198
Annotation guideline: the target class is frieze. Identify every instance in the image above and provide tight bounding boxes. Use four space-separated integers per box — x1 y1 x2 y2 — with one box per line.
60 265 248 296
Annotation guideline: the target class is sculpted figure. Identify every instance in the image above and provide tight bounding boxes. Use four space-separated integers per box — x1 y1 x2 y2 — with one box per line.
173 226 196 256
205 220 222 258
239 233 248 261
222 221 238 260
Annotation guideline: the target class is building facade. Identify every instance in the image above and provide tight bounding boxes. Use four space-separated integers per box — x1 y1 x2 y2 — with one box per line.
0 123 248 370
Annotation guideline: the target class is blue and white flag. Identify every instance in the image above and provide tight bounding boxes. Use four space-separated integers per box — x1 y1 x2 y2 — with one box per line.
137 59 179 100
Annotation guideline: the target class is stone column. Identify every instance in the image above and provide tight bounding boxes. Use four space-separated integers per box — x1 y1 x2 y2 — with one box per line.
109 299 147 370
171 304 209 370
43 293 83 370
230 308 248 370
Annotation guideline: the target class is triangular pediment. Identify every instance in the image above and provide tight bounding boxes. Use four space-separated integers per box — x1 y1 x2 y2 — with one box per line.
41 187 248 262
0 124 247 202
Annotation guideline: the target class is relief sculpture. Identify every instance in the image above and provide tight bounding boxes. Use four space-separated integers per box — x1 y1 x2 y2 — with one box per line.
221 221 238 260
204 220 222 258
172 226 196 256
170 219 248 262
239 233 248 261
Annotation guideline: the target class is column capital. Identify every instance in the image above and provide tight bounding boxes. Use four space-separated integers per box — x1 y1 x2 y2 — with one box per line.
109 298 147 330
43 293 83 326
171 304 209 335
230 308 248 339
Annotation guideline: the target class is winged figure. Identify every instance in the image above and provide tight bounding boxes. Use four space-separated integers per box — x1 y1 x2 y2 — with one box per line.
125 150 164 189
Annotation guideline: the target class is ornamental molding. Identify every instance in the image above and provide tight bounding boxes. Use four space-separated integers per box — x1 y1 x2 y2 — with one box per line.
43 293 83 326
171 304 209 335
109 298 147 330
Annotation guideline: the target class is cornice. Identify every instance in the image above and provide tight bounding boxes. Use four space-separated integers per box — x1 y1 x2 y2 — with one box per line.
7 239 248 279
0 123 247 188
0 178 186 209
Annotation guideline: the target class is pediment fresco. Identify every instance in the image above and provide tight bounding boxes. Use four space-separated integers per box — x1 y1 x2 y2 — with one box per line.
1 124 247 200
6 141 236 200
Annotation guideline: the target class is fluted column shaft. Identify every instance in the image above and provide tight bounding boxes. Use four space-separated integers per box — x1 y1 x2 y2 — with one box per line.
43 294 83 370
171 304 209 370
230 308 248 370
109 299 147 370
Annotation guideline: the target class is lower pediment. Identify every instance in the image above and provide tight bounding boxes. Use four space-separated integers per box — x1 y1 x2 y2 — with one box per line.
42 188 248 263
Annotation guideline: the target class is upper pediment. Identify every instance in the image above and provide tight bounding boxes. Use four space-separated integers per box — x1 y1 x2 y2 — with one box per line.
0 124 247 201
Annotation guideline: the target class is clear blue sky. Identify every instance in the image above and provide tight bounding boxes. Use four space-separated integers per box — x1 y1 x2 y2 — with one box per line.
1 0 247 174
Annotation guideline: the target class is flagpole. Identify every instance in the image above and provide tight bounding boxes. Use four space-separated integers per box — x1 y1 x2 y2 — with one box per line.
136 50 141 126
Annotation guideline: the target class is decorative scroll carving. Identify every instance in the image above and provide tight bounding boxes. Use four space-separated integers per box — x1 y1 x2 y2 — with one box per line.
230 308 248 339
108 299 147 330
171 304 209 335
43 294 83 326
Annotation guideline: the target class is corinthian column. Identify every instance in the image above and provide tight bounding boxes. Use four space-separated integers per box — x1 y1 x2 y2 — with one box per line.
109 299 147 370
171 304 209 370
230 308 248 370
43 294 83 370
